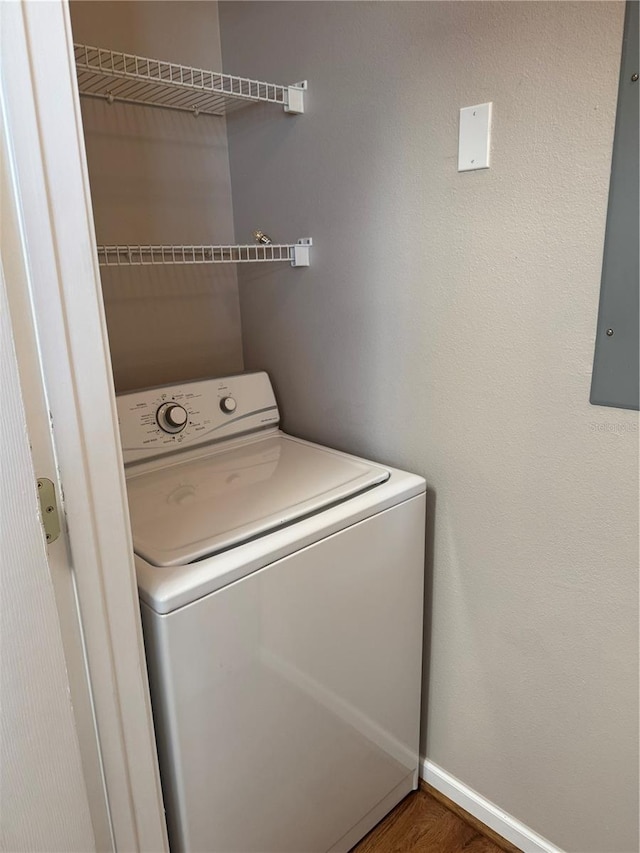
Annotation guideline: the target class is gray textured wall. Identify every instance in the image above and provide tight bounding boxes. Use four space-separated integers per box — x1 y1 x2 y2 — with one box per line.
71 1 244 392
219 3 639 851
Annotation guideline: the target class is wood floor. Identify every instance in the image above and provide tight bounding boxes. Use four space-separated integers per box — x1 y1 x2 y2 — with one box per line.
352 783 522 853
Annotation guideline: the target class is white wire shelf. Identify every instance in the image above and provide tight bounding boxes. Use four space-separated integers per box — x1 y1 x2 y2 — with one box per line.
97 240 312 268
74 44 306 116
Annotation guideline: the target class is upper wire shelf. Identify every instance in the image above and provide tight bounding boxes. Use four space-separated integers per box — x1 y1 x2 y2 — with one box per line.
97 241 312 268
74 44 306 117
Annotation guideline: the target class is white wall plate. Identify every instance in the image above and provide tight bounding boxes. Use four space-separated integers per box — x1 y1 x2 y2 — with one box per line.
458 102 492 171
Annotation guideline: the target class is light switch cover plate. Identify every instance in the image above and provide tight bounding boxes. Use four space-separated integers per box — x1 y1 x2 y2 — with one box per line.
458 102 492 171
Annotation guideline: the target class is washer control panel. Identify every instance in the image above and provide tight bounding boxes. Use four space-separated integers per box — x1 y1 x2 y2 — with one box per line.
117 372 279 464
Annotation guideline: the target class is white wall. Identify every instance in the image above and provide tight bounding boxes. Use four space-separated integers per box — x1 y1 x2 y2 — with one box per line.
219 3 639 851
70 0 243 392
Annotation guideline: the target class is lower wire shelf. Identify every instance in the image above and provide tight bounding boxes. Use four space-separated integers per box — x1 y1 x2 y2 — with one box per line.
97 240 312 268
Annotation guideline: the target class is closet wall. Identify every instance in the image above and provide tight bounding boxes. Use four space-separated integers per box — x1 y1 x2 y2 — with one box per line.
70 0 243 392
67 2 638 851
219 3 638 853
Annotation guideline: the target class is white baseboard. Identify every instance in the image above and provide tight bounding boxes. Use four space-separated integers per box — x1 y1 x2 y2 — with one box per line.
420 759 564 853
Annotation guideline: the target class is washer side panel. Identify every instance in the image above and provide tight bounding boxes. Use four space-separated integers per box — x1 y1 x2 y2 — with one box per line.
140 494 425 853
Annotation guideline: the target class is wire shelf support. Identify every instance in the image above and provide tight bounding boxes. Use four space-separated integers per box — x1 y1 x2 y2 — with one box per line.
97 240 312 268
74 44 306 116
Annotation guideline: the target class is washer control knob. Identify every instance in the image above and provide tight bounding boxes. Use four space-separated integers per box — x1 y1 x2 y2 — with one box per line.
166 405 187 427
220 396 237 414
157 403 188 433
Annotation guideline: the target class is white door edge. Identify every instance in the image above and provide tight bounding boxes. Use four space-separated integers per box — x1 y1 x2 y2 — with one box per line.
1 2 168 850
1 66 114 853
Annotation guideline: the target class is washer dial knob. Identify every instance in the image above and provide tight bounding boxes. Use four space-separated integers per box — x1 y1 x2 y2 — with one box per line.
157 403 188 433
220 396 237 414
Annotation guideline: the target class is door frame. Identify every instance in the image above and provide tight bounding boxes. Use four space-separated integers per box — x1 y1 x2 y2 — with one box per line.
1 2 168 850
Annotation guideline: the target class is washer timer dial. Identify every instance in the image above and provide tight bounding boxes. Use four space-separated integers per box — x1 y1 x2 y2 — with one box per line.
157 402 188 434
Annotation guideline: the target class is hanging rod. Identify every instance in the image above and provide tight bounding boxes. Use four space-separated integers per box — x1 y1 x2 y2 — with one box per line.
74 44 306 116
97 241 312 268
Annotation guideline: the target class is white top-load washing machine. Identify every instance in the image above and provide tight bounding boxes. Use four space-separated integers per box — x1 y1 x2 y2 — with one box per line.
117 372 425 853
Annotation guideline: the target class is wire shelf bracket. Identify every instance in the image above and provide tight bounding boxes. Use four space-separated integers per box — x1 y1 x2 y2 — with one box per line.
74 44 306 116
96 239 312 268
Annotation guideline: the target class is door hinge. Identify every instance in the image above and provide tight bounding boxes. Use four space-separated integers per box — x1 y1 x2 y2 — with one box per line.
37 478 61 544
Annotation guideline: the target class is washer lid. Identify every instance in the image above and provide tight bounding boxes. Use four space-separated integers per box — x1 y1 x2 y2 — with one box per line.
125 434 390 567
